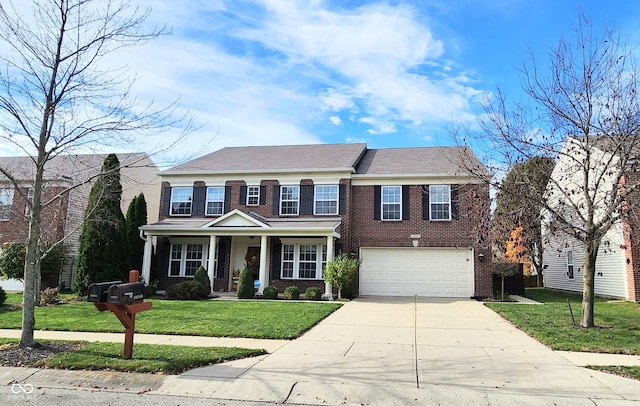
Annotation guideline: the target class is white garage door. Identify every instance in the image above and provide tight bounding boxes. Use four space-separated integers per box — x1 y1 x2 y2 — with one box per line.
359 247 474 297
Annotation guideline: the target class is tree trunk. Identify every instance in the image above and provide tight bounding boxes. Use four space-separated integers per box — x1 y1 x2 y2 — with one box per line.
501 276 505 301
580 241 598 328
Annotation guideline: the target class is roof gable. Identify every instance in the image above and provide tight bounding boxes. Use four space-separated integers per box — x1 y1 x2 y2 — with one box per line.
204 209 269 228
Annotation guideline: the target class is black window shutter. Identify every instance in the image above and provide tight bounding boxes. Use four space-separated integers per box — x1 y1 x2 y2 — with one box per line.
259 186 267 205
373 186 381 220
301 185 314 215
224 186 231 213
271 241 282 280
215 240 226 278
339 184 347 215
451 185 459 220
422 185 430 220
272 185 280 215
239 186 247 205
162 186 171 216
402 185 410 220
193 186 206 216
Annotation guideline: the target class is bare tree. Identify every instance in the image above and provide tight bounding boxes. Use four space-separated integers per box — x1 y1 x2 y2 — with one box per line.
0 0 191 347
453 16 640 327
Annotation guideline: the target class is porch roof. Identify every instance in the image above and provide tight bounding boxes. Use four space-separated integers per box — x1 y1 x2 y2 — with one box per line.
141 210 341 238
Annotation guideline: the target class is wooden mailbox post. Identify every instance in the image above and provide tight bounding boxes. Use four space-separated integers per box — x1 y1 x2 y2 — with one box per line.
90 270 152 359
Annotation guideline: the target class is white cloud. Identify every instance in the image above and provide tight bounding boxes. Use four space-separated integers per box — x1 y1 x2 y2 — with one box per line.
329 116 343 126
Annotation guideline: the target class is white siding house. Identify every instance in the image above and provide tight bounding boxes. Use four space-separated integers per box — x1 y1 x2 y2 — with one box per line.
541 137 639 301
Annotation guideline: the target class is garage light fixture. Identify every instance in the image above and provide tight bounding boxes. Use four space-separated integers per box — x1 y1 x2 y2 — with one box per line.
478 252 485 262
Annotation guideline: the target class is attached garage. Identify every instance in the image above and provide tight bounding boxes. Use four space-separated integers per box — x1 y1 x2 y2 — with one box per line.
359 247 474 297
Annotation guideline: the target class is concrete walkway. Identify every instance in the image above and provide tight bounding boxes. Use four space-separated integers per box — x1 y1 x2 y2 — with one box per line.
1 297 640 405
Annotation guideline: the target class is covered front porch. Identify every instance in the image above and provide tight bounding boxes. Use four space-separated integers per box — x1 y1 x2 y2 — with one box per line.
140 210 341 297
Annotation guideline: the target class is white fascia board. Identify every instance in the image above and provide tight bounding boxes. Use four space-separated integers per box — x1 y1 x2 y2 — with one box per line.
161 170 353 186
142 226 340 238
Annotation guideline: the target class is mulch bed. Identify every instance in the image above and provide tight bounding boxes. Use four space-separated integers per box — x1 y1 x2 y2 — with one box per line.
0 342 80 367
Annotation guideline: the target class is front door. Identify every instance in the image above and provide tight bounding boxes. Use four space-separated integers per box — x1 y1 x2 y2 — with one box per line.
245 246 260 280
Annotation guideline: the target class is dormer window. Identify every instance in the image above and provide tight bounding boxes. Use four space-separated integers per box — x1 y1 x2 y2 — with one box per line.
170 187 192 216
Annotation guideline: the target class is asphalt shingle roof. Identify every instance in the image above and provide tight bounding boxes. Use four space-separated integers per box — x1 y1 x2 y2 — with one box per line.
163 143 368 174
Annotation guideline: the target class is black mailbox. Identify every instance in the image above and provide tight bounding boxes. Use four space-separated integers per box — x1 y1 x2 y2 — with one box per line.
87 281 122 302
107 282 145 304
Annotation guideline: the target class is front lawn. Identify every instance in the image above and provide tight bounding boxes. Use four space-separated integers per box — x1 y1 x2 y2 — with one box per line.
486 288 640 354
0 294 342 339
0 338 265 374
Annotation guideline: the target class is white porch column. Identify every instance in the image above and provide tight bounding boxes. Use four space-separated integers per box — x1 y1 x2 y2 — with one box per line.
258 235 269 294
141 234 153 285
323 235 335 299
207 235 217 292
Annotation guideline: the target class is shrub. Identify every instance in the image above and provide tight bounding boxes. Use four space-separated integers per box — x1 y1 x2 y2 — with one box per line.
305 286 322 301
144 280 158 298
324 254 361 299
283 285 300 300
237 267 255 299
40 287 61 306
167 281 206 300
262 285 278 299
0 286 6 306
341 285 354 300
194 266 211 297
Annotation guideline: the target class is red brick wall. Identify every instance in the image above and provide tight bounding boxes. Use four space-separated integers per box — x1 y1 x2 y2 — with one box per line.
349 183 492 297
0 186 68 245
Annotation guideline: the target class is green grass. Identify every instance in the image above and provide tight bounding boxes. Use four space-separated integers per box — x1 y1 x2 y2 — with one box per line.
0 294 342 339
0 339 265 374
486 288 640 354
588 366 640 381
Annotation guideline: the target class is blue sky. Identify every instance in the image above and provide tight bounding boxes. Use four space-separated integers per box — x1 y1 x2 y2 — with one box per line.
4 1 640 166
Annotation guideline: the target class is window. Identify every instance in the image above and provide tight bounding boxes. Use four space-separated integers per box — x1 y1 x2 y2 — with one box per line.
25 188 33 216
282 244 295 278
429 185 451 220
0 188 14 221
169 242 207 277
280 186 299 215
171 187 192 215
566 250 574 280
381 186 401 220
281 243 327 279
206 186 225 215
314 185 338 215
246 186 260 206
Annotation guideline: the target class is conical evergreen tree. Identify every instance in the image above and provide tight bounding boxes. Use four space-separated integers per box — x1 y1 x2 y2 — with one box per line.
125 192 147 272
73 154 130 294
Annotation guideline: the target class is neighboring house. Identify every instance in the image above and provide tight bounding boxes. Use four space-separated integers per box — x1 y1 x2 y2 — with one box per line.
140 143 492 298
0 153 160 291
542 137 640 302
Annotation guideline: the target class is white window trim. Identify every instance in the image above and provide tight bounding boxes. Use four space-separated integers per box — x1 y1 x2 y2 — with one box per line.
280 241 327 280
205 186 225 216
246 185 260 206
280 185 300 216
429 185 451 221
565 249 575 280
381 185 402 221
170 187 193 216
0 188 14 221
168 241 209 277
314 185 339 215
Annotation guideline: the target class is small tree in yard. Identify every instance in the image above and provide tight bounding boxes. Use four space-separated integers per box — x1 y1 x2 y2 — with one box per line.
0 0 191 347
492 262 521 302
453 16 640 327
194 265 211 297
324 254 361 299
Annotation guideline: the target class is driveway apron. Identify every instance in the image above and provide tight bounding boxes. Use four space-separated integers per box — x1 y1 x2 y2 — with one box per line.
157 297 640 405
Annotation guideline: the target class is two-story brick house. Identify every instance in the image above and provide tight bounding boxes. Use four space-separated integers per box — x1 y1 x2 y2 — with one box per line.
0 153 160 291
140 143 492 298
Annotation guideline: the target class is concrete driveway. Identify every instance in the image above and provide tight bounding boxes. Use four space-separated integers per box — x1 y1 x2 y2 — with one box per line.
156 297 640 405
